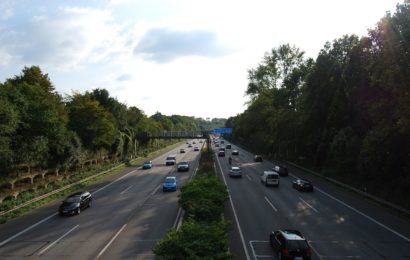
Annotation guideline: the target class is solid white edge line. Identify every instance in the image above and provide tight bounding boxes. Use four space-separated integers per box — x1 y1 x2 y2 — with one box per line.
0 212 57 248
96 224 127 259
246 174 252 181
249 240 258 260
216 154 251 260
120 185 134 195
290 173 410 243
264 196 278 212
38 224 79 255
299 197 319 213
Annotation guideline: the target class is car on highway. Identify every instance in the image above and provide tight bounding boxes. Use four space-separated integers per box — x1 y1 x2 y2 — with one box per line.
180 148 186 153
194 146 200 151
220 140 225 144
269 229 312 260
232 150 239 155
177 161 190 172
193 141 196 144
188 144 193 148
274 165 288 176
260 171 279 187
218 150 225 157
226 144 231 149
219 147 225 152
216 143 220 147
142 160 153 169
229 166 242 178
292 179 314 192
165 155 177 165
59 191 92 216
199 140 203 143
163 177 177 192
254 155 263 162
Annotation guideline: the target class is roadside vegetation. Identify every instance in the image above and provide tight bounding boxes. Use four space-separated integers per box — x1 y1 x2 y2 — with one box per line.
154 147 231 260
225 3 410 209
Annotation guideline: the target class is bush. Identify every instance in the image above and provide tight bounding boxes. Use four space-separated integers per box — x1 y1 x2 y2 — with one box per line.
153 220 230 260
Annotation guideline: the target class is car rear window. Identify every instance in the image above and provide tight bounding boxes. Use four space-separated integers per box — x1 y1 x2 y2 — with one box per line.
167 156 176 160
267 174 278 179
287 240 309 250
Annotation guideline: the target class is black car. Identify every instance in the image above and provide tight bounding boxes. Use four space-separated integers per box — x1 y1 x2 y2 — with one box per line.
274 165 288 176
270 229 312 260
59 191 92 216
292 179 314 192
226 144 232 149
218 150 225 157
232 150 239 155
254 155 263 162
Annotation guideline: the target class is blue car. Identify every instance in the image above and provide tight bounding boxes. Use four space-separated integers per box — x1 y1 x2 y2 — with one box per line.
163 177 177 192
142 161 153 169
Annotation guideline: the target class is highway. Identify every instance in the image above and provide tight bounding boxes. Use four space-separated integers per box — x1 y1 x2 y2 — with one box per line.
214 139 410 260
0 140 204 259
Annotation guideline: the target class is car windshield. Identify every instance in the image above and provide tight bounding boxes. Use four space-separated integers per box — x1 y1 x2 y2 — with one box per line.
64 196 80 203
166 157 175 160
165 179 175 183
144 161 151 164
178 162 188 165
287 240 309 250
267 175 278 179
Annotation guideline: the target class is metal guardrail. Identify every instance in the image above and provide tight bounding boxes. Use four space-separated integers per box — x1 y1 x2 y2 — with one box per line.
286 161 410 216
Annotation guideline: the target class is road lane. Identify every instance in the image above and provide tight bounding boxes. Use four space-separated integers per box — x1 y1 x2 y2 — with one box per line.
216 139 410 259
0 140 204 259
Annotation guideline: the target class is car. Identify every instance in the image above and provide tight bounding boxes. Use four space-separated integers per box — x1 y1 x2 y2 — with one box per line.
232 150 239 155
218 150 225 157
254 155 263 162
165 155 177 165
220 140 225 144
219 147 226 152
188 144 193 148
142 160 153 169
177 161 190 172
292 179 314 192
180 148 186 153
270 229 312 260
226 144 231 149
199 140 203 143
194 147 200 151
216 143 220 147
260 171 280 186
193 141 196 144
274 165 288 176
59 191 92 216
163 177 177 191
229 166 242 178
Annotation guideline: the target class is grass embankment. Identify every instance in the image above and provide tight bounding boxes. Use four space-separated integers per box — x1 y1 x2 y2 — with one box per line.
0 140 183 224
154 146 231 260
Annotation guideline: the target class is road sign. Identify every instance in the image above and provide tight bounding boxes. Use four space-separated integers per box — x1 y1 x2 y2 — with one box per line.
212 128 232 134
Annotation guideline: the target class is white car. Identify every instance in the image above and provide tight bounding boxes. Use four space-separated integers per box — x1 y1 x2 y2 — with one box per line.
260 171 279 187
165 155 176 165
229 166 242 178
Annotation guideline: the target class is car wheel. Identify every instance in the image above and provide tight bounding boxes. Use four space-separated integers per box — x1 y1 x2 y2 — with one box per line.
88 201 92 208
76 207 81 215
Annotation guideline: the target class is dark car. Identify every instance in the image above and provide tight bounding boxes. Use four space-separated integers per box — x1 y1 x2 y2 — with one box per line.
218 150 225 157
226 144 232 149
292 179 314 192
254 155 263 162
274 165 288 176
270 229 312 260
177 161 190 172
232 150 239 155
194 147 200 151
59 191 92 216
180 148 186 153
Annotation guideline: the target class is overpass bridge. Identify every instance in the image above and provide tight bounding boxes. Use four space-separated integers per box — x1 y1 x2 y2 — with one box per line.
144 130 211 139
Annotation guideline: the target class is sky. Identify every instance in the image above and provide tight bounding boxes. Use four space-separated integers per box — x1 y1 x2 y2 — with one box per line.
0 0 400 119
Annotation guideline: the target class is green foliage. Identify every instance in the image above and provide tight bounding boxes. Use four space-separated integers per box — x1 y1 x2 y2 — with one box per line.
153 220 230 260
179 175 228 222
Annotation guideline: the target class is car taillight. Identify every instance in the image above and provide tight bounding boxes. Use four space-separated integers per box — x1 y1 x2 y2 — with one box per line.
281 248 289 255
306 248 312 256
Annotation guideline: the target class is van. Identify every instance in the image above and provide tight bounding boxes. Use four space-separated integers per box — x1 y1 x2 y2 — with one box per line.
260 171 280 187
165 155 177 165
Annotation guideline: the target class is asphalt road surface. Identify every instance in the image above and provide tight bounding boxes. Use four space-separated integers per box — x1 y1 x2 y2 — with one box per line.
214 139 410 260
0 140 204 259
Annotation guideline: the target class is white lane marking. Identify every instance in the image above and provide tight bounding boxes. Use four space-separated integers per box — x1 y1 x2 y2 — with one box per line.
96 224 127 259
264 196 278 212
246 174 252 181
93 170 137 195
216 155 251 260
0 213 57 247
290 173 410 243
120 185 134 194
38 225 79 255
151 184 161 195
173 207 183 228
299 197 319 213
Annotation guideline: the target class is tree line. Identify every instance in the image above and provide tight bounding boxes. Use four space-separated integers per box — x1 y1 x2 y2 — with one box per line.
0 66 225 177
225 2 410 208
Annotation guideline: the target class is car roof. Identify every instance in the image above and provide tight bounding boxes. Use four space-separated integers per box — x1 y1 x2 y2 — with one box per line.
143 161 152 163
178 161 188 164
165 176 176 180
69 191 88 197
231 166 241 170
279 230 305 240
297 179 311 183
264 171 277 175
